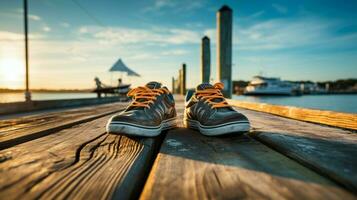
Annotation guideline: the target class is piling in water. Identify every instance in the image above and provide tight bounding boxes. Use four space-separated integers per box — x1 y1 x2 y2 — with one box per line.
180 63 186 95
217 5 233 98
172 77 175 94
201 36 211 83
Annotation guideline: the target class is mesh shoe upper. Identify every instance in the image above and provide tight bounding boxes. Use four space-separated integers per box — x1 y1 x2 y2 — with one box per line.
110 81 176 127
185 83 249 126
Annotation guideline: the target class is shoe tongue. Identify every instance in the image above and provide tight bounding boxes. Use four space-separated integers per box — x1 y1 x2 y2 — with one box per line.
196 83 214 91
146 81 162 89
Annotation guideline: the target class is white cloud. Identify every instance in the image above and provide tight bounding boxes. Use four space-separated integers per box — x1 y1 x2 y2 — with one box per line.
144 0 205 13
92 17 347 53
251 11 265 18
79 27 89 34
234 18 357 51
80 26 201 45
12 37 183 89
60 22 70 28
166 29 200 44
0 31 23 41
272 4 288 14
0 31 44 41
203 29 215 42
14 9 41 20
43 26 51 32
153 0 175 9
199 17 357 52
161 49 189 56
28 14 41 21
0 11 41 21
129 53 159 60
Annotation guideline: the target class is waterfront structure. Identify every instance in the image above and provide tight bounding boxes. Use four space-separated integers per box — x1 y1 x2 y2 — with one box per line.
201 36 211 83
217 5 233 98
180 63 186 95
244 76 294 95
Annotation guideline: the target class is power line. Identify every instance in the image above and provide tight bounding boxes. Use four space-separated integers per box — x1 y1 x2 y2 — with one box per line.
71 0 106 27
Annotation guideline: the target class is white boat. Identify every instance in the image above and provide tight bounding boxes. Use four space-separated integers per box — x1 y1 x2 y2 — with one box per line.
244 76 294 95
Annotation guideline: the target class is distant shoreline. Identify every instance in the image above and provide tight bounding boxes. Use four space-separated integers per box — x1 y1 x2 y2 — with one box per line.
0 89 92 93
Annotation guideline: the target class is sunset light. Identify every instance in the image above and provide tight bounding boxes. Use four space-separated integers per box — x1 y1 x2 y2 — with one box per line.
0 1 356 199
0 56 24 87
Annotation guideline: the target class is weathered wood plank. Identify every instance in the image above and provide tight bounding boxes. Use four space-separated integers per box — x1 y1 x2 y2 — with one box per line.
0 114 161 200
234 107 357 193
0 97 121 115
0 102 127 150
227 99 357 130
140 128 355 199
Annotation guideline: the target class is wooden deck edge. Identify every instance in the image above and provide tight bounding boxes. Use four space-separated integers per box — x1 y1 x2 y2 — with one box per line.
227 99 357 131
0 108 124 150
0 97 123 116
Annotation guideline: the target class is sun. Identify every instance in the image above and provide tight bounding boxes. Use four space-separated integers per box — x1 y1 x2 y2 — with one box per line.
0 57 25 85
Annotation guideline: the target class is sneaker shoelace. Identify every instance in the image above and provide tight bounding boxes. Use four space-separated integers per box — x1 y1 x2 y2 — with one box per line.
127 86 169 108
195 82 230 108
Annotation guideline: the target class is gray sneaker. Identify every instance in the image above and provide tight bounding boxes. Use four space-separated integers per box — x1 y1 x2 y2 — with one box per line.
106 82 177 137
184 83 250 136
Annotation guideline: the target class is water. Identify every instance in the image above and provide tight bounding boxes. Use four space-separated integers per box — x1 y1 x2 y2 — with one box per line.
0 92 97 103
233 94 357 114
1 92 356 114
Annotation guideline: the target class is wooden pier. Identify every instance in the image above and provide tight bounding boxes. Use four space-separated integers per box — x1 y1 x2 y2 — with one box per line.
0 96 356 200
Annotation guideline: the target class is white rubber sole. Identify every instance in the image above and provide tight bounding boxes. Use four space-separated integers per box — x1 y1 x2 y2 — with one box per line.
106 117 177 137
184 118 250 136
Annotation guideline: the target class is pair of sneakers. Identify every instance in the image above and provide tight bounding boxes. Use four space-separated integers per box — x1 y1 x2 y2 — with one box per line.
106 81 250 136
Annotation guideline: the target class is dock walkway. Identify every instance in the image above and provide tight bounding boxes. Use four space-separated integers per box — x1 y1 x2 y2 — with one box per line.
0 96 356 200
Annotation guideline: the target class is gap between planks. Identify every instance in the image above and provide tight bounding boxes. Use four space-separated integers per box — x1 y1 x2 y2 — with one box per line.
140 128 356 200
234 107 357 194
0 114 165 200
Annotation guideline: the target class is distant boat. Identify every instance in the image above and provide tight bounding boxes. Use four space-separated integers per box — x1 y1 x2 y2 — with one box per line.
244 76 294 95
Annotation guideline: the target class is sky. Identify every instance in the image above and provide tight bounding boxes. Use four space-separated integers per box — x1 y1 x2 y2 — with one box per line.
0 0 356 89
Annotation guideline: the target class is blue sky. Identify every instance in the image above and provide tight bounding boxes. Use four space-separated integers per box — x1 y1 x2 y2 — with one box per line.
0 0 356 89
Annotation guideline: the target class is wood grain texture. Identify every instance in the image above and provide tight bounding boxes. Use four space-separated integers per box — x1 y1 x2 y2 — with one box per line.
0 114 162 200
0 102 127 150
233 107 357 193
227 99 357 130
140 128 355 200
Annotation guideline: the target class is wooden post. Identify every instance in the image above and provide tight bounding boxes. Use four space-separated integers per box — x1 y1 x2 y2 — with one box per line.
24 0 31 101
217 5 233 98
180 63 186 95
174 78 179 94
171 77 175 94
178 69 182 95
201 36 211 83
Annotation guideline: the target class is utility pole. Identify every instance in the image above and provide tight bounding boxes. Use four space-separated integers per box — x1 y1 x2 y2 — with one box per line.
217 5 233 98
24 0 31 101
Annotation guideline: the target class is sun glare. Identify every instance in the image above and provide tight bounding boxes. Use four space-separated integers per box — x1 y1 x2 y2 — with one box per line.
0 57 25 84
